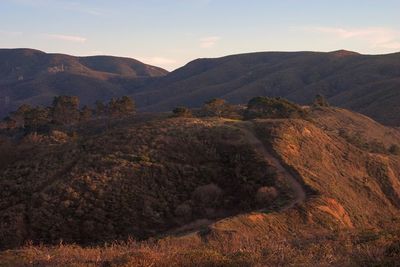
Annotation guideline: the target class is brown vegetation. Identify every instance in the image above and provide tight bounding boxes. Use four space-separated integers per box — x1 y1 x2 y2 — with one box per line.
0 102 399 266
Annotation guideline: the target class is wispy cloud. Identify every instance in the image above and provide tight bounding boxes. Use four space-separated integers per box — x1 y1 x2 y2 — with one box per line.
301 26 400 50
199 36 221 48
7 0 104 16
44 34 87 43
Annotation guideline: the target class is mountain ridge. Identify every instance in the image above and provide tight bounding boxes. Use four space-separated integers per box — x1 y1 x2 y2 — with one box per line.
1 48 400 126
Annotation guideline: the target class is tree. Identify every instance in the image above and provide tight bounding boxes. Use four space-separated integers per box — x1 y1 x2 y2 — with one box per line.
3 116 17 129
80 105 93 122
245 96 306 119
24 107 51 132
107 96 136 117
118 96 135 115
52 96 80 125
203 98 232 118
95 100 106 117
313 94 330 107
172 106 192 118
10 104 33 128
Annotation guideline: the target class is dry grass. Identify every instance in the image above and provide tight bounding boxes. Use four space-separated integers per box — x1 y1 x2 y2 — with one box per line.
1 226 400 266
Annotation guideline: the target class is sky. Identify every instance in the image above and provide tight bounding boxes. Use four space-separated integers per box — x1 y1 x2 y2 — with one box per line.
1 0 400 71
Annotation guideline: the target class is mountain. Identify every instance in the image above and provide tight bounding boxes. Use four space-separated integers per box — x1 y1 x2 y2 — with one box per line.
0 104 400 265
0 48 168 118
2 49 400 127
133 50 400 126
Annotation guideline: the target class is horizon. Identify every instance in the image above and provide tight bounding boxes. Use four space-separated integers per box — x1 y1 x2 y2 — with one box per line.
1 0 400 70
0 47 399 71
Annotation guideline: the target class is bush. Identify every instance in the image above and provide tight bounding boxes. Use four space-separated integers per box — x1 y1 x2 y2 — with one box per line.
175 203 192 218
172 106 193 118
312 94 330 107
203 98 233 118
385 240 400 257
192 184 222 207
389 144 400 155
245 97 306 119
255 186 279 205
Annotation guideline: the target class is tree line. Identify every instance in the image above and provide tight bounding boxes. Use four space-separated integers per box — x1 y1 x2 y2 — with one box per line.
2 96 135 132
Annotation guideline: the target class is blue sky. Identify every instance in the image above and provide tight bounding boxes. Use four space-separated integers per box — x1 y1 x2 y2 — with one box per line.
1 0 400 70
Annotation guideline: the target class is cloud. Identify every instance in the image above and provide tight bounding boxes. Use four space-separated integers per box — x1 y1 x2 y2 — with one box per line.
140 57 177 66
7 0 104 16
44 34 87 43
301 26 400 51
199 36 221 48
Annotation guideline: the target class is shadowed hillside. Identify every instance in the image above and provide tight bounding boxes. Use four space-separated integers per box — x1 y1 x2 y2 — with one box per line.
0 100 399 265
134 50 400 126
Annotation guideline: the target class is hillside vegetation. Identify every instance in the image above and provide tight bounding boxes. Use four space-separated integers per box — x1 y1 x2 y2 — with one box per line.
0 98 399 266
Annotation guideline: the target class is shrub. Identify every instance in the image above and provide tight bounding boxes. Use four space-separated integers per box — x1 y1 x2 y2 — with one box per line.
385 240 400 257
175 203 192 218
245 97 306 119
172 106 193 118
192 184 222 207
389 144 400 155
203 98 233 118
312 94 330 107
255 186 279 205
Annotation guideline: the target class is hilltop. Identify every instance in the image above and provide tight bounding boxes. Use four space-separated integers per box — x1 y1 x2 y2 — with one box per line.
0 99 399 266
134 50 400 126
2 49 400 126
0 48 168 118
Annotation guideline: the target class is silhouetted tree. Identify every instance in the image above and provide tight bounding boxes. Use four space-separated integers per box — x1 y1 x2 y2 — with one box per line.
172 106 192 118
24 107 51 132
108 96 135 117
80 105 93 122
95 100 107 116
52 96 80 125
10 104 33 128
313 94 330 107
3 116 17 129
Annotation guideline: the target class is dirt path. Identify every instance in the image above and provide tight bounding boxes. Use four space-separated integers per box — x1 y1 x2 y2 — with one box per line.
233 121 306 210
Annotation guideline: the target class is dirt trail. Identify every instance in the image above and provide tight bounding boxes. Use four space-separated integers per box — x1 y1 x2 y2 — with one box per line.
233 121 306 210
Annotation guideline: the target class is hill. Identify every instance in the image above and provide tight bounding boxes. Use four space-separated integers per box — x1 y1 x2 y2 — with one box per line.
0 48 168 118
0 103 399 266
134 50 400 126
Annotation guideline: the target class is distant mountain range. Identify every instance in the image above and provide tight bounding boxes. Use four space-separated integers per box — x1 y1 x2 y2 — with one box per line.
0 48 167 117
1 48 400 125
